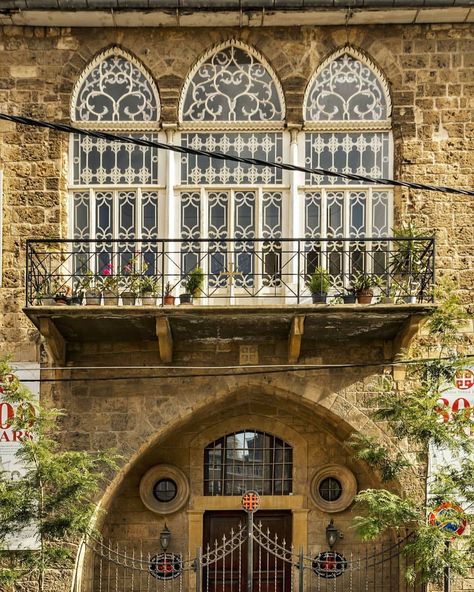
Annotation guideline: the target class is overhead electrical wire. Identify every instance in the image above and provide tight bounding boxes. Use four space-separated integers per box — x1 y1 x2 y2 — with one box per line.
13 354 474 382
0 112 473 197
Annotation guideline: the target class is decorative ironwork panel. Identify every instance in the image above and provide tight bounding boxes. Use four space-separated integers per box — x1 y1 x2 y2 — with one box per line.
234 191 255 288
181 132 283 185
262 191 282 287
204 430 292 496
74 54 159 122
208 191 229 288
141 191 159 238
72 134 159 185
372 190 390 237
348 191 366 238
304 192 322 239
305 132 390 185
180 191 201 275
72 192 90 240
305 53 388 122
327 191 344 237
181 45 284 122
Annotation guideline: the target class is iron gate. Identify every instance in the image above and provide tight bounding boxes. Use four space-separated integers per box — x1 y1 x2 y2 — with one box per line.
84 513 424 592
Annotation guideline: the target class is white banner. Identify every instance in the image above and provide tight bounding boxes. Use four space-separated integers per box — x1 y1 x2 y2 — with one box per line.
428 366 474 510
0 362 40 550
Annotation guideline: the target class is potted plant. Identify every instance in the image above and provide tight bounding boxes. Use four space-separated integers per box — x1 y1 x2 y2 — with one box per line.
75 269 101 306
99 263 119 305
138 275 159 306
163 282 175 306
180 267 204 304
390 222 428 303
352 273 380 304
305 267 331 304
342 288 356 304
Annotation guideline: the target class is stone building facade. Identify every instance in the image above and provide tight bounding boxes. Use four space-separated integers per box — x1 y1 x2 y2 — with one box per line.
0 3 472 591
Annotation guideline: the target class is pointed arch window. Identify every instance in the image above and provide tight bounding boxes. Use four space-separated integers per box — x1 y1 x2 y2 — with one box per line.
204 430 293 496
179 42 287 296
303 48 393 284
70 48 162 275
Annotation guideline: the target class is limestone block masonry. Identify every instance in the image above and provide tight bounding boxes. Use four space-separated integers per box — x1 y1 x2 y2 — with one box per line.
0 20 472 592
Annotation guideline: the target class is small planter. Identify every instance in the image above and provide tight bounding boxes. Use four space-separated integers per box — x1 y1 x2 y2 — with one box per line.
85 291 101 306
311 293 327 304
356 289 374 304
342 294 356 304
121 291 136 306
70 294 83 306
380 296 394 304
403 295 417 304
163 294 175 306
180 293 193 305
54 294 70 306
141 293 156 306
39 295 56 306
103 291 119 306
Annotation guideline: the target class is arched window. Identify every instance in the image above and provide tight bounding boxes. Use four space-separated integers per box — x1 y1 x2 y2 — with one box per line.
204 430 292 496
303 48 393 288
70 47 162 275
178 41 287 296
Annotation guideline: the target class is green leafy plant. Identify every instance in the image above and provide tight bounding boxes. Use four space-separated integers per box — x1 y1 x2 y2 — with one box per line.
138 275 160 295
0 358 118 591
305 267 330 295
182 267 204 297
351 272 381 293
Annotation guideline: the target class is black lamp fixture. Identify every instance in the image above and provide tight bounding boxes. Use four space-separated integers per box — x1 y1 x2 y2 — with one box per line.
160 523 172 552
326 519 342 549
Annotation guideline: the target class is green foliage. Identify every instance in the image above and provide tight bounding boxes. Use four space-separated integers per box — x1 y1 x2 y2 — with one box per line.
349 287 473 584
305 267 330 295
353 489 420 540
0 358 118 591
349 434 410 482
183 267 204 297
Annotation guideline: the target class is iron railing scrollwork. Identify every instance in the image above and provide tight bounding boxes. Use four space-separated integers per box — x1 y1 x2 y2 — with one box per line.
25 237 435 306
83 520 424 592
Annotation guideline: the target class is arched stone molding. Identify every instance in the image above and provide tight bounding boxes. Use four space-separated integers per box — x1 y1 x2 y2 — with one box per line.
92 378 402 525
303 45 392 130
178 38 286 130
70 45 161 130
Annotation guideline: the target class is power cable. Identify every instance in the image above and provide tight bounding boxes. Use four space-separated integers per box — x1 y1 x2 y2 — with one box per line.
12 354 474 382
0 113 473 197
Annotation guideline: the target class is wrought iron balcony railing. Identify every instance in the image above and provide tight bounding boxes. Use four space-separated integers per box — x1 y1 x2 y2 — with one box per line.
25 237 435 306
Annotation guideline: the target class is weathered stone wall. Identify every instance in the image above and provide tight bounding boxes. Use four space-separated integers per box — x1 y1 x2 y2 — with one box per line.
0 22 473 360
0 21 472 592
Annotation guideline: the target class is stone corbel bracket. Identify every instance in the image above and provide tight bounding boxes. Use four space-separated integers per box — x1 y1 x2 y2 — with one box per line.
39 318 66 366
288 314 305 364
156 316 173 363
392 314 427 381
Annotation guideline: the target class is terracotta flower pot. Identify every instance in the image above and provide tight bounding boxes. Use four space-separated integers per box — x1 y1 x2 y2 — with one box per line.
356 289 373 304
163 295 175 306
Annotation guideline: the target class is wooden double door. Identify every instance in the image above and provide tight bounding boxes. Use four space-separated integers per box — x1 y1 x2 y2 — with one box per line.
203 510 292 592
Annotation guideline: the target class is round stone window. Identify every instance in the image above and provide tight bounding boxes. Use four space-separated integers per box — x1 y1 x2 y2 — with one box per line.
139 465 189 515
318 477 342 502
310 465 357 513
153 479 177 503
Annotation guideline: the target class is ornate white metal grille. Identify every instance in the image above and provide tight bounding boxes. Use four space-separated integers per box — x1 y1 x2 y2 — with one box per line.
73 53 159 122
70 48 161 251
181 132 283 185
181 44 284 122
305 52 388 122
304 132 390 185
72 134 159 185
304 189 392 288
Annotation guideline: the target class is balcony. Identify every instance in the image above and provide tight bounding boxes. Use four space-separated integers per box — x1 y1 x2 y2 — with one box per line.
24 237 435 364
26 237 435 306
